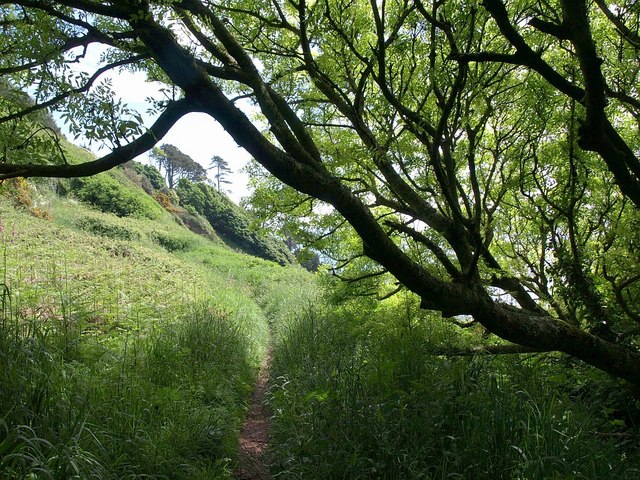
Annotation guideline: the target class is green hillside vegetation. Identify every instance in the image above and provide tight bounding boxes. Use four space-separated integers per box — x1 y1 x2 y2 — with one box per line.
176 179 295 266
2 2 640 478
1 79 293 266
1 147 639 479
0 105 636 480
47 144 292 267
268 294 640 478
0 172 316 479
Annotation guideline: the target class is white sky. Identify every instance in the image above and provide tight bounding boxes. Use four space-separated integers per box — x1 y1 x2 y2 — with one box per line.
136 110 252 203
62 53 252 203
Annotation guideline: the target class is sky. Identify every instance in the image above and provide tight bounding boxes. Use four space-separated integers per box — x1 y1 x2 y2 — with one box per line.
64 55 253 204
135 110 252 203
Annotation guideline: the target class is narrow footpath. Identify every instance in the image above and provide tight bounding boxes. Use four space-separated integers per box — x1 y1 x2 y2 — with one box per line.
234 349 272 480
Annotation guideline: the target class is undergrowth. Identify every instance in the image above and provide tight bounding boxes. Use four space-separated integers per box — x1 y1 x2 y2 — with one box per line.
4 171 639 480
268 296 640 479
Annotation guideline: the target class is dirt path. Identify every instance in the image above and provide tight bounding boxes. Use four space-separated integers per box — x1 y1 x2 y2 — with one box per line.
234 349 272 480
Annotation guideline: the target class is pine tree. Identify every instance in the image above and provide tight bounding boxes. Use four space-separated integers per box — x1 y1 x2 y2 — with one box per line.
209 155 232 192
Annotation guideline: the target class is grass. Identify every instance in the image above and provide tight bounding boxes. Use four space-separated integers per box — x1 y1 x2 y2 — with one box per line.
3 163 640 480
0 185 315 479
267 294 640 479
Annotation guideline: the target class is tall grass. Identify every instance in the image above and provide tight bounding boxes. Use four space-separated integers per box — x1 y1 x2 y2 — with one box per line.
0 194 313 479
268 297 640 479
0 302 254 478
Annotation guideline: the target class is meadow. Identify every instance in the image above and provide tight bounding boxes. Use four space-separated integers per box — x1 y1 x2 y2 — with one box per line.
0 176 316 479
0 170 638 479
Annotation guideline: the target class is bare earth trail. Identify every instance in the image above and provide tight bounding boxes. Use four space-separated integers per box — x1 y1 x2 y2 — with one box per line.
234 348 272 480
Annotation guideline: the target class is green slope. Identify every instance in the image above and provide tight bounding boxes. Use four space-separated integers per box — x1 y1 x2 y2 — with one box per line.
0 170 317 479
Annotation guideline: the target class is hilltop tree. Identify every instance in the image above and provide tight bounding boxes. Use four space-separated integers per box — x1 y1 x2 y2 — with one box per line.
150 143 207 188
209 154 232 192
0 1 639 384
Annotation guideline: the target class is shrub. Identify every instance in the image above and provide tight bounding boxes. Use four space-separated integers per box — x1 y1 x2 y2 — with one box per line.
0 178 52 220
74 216 141 241
149 230 193 252
131 161 166 191
70 173 162 219
153 190 183 215
173 207 221 242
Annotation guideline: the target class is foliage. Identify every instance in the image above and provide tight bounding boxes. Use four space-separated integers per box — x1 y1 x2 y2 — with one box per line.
129 161 167 192
268 296 640 479
69 171 163 219
0 189 314 479
295 246 321 273
150 144 207 189
0 80 60 135
1 0 640 384
2 125 640 478
176 179 295 266
0 306 251 479
0 79 65 166
149 229 194 252
173 207 221 242
74 215 142 242
0 177 52 219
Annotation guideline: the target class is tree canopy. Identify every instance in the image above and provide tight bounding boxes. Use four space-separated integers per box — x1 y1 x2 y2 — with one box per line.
0 0 639 383
150 143 207 188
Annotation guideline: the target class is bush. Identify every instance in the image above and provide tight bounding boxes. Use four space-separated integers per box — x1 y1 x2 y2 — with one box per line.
70 173 162 219
0 178 53 219
131 161 166 191
173 207 221 242
149 230 193 252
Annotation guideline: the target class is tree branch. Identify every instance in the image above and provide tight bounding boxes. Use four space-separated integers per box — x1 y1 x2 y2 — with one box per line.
482 0 584 101
0 98 193 179
483 0 640 209
0 54 148 124
593 0 640 49
385 220 461 280
429 344 554 356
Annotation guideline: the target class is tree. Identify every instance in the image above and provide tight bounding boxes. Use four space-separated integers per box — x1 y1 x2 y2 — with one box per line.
150 143 207 188
209 154 232 192
0 1 639 383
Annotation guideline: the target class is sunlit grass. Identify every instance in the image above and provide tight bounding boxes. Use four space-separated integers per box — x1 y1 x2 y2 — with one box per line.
4 175 638 480
0 192 314 479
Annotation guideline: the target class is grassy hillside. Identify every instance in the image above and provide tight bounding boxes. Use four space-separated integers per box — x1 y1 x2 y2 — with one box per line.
2 140 640 479
0 171 317 479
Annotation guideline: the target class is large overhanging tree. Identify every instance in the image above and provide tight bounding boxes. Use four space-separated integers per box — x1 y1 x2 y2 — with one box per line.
1 0 639 383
